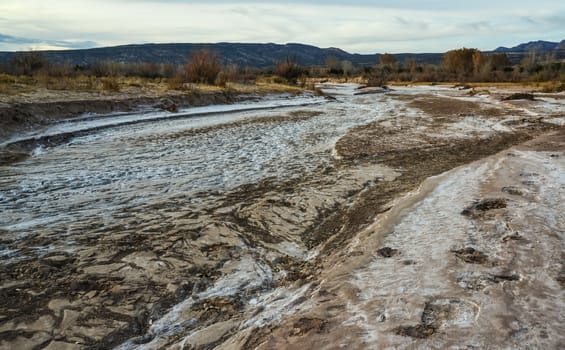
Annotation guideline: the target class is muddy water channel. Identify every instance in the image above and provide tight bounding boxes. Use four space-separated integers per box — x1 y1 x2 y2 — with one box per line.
0 85 404 349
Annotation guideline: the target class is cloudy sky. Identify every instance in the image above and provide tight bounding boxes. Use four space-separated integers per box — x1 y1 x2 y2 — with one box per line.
1 0 564 53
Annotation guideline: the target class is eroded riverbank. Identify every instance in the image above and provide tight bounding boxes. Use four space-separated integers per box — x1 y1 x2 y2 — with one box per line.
0 84 563 349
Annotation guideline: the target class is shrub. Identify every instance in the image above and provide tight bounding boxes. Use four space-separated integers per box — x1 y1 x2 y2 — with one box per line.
364 67 388 87
9 51 48 75
184 49 221 84
275 57 303 84
541 83 565 93
443 48 481 81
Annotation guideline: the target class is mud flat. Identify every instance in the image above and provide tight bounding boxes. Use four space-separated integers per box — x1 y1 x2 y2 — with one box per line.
0 84 563 349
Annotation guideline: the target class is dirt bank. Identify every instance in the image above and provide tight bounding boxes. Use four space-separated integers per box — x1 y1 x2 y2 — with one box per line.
0 90 241 143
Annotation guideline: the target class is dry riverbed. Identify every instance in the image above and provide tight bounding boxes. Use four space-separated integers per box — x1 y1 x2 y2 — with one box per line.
0 84 563 349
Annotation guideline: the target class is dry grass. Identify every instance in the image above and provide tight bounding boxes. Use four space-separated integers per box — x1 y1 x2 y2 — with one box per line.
388 81 559 89
541 82 565 93
0 73 310 105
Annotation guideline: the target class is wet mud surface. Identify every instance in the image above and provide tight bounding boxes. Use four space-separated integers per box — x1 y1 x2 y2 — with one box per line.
1 84 564 349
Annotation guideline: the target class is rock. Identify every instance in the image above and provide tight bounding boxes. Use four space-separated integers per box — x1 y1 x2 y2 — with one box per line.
155 98 178 112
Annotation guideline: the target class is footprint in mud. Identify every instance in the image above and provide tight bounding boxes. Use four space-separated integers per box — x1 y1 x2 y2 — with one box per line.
456 271 520 291
501 232 524 243
376 247 400 258
394 298 479 338
452 247 489 264
501 186 525 196
521 180 538 188
519 172 542 189
461 198 507 217
519 172 539 178
394 324 436 339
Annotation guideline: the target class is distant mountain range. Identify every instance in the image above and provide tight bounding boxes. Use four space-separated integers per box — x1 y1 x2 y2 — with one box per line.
0 39 562 68
0 42 444 68
495 40 565 53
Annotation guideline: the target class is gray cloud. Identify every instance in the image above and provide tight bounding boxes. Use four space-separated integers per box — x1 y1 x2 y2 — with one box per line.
0 33 97 50
520 16 539 25
1 1 564 53
462 21 493 31
541 15 565 27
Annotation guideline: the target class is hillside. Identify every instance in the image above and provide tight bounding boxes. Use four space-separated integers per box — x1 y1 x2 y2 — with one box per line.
0 42 443 68
0 39 562 69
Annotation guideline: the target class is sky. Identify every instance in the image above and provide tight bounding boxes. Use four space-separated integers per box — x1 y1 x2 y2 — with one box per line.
0 0 564 53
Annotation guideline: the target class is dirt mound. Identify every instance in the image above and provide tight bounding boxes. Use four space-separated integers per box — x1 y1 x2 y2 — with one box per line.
502 93 535 101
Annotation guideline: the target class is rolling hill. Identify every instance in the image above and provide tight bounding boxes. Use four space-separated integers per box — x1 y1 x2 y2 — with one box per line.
0 42 442 68
0 39 562 69
495 40 565 53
